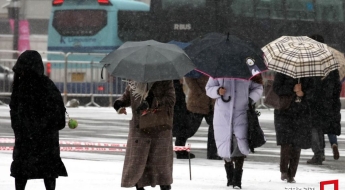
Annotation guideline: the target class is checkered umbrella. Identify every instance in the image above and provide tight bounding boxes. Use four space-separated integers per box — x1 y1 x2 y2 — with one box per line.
262 36 339 78
327 46 345 81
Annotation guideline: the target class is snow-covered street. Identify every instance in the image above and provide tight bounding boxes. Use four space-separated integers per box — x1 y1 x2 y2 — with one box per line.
0 106 344 190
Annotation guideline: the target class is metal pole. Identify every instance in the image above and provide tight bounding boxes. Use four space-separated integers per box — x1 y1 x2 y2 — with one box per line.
64 53 70 105
9 0 20 58
109 75 113 107
85 60 100 107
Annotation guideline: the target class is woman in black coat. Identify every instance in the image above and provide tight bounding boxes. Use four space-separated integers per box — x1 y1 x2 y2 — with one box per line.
273 72 316 183
9 50 68 190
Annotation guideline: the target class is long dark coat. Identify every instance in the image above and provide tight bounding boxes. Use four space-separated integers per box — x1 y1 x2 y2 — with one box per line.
273 73 316 149
310 70 341 135
9 50 67 179
113 80 175 188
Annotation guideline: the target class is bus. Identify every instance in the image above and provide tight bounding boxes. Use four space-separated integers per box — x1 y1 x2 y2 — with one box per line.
117 0 345 95
118 0 345 52
47 0 149 94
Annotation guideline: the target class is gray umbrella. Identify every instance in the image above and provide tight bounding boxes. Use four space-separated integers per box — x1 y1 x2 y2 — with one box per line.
100 40 195 82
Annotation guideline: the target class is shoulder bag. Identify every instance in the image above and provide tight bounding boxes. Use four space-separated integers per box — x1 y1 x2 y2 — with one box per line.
247 103 266 152
139 102 173 133
264 80 294 110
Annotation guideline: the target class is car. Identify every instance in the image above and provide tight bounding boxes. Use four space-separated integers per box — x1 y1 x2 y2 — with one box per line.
0 65 14 92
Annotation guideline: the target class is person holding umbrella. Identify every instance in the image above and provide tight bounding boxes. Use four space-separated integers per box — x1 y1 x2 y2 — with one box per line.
102 40 196 190
114 80 175 190
262 36 340 183
272 73 315 183
184 33 268 188
206 74 264 189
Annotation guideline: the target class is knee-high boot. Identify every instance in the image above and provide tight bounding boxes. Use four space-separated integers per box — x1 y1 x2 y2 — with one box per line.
232 157 244 189
224 161 234 186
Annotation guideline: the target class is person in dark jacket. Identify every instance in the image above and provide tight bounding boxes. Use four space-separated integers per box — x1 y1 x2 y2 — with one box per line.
307 34 341 163
273 73 315 183
172 79 196 159
307 69 341 164
9 50 68 190
184 75 221 160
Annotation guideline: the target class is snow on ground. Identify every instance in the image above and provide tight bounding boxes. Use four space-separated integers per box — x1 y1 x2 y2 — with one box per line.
0 151 343 190
0 107 344 190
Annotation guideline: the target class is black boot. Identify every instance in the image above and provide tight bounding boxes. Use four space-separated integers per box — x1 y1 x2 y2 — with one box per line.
160 185 171 190
175 150 195 159
135 184 145 190
232 156 244 189
232 169 243 189
306 154 323 165
224 162 234 186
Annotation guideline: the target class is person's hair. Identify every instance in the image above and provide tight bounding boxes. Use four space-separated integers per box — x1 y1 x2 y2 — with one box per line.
309 34 325 43
251 74 263 85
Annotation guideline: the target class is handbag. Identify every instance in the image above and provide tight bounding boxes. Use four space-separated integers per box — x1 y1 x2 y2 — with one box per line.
264 80 294 110
139 106 173 133
247 103 266 152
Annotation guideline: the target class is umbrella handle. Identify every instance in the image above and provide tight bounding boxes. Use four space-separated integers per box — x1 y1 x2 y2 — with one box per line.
221 95 231 102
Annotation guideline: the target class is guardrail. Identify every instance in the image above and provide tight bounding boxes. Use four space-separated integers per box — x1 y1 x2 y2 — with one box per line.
0 50 126 106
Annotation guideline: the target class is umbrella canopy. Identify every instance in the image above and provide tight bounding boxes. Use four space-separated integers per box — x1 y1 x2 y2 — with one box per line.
167 40 202 78
100 40 195 83
184 32 268 80
262 36 339 78
327 46 345 81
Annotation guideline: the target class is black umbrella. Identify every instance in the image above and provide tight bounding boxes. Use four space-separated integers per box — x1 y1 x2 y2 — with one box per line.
167 40 202 78
185 32 268 79
184 32 268 101
100 40 195 83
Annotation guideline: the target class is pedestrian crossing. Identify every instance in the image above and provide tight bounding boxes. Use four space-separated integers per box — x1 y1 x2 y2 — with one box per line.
1 108 344 173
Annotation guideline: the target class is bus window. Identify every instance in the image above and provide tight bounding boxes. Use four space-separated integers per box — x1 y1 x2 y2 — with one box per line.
255 0 285 19
255 0 271 19
53 10 107 36
270 0 284 19
231 0 254 17
162 0 206 9
315 0 344 22
285 0 315 21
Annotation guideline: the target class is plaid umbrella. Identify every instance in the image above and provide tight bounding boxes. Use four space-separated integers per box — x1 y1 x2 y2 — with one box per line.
327 46 345 81
262 36 339 78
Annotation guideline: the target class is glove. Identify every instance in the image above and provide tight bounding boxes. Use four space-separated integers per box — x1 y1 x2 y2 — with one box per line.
136 100 149 114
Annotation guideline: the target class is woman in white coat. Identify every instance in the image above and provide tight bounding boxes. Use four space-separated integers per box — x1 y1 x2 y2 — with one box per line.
205 75 263 189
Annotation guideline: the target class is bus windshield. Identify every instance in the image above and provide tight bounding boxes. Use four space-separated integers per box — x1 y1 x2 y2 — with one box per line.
162 0 206 9
231 0 344 22
53 10 107 36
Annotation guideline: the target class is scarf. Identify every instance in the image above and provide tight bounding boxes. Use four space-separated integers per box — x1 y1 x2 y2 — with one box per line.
128 81 154 102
